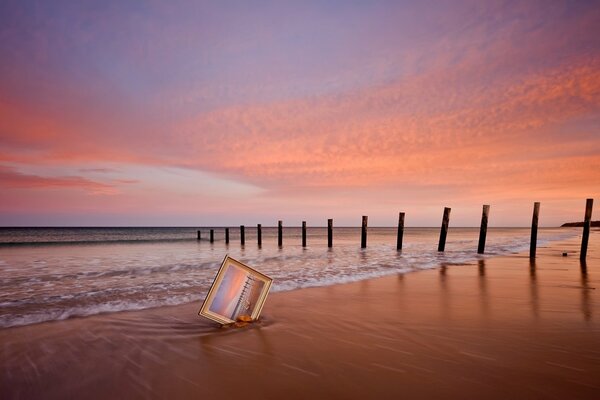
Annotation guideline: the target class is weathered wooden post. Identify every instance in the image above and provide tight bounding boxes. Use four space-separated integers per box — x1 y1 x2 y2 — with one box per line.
530 202 540 259
197 230 201 240
477 205 490 254
580 198 593 261
210 229 214 243
302 221 307 247
397 212 405 251
225 228 229 244
240 225 245 246
278 220 283 247
257 224 262 247
328 219 333 248
361 216 368 248
438 207 451 252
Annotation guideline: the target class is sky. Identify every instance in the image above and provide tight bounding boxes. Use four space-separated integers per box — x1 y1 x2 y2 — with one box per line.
209 265 248 319
0 0 599 227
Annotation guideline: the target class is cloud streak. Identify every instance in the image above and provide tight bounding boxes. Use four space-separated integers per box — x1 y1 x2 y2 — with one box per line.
0 165 119 195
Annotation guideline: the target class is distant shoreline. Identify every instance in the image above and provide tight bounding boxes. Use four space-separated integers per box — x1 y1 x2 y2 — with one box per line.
560 220 599 227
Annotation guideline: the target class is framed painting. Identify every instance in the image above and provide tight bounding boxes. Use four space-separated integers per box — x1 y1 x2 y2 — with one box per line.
199 255 273 325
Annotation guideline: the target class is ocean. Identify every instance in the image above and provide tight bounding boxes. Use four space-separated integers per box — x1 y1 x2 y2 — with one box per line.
0 226 579 328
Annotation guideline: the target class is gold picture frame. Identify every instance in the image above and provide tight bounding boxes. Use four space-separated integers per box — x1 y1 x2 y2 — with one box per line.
199 255 273 325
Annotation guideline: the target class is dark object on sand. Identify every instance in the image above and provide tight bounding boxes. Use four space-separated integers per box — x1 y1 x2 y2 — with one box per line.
397 212 405 251
580 199 594 262
438 207 451 252
302 221 307 247
257 224 262 246
530 202 540 259
278 220 283 247
478 205 490 254
361 216 368 248
562 252 568 257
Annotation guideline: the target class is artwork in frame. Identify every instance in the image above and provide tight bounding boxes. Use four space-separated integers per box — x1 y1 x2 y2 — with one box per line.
199 255 273 325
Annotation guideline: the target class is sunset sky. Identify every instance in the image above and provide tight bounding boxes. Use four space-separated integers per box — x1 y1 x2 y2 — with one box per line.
1 0 598 227
209 265 248 320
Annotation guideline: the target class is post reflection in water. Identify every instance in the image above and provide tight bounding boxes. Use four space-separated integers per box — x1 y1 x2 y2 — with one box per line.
478 259 485 277
326 248 335 265
395 252 404 282
438 265 450 320
359 248 368 264
478 259 489 316
529 259 539 319
580 260 592 322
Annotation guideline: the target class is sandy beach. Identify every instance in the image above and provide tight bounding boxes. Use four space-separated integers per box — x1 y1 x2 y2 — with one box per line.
1 231 598 399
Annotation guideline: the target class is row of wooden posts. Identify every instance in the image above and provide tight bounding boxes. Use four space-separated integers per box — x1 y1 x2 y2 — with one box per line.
198 199 594 261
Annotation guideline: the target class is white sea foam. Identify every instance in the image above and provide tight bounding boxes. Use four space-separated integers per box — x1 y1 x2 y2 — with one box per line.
0 227 580 328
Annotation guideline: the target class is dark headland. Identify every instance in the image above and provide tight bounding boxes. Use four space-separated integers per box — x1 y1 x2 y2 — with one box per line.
561 220 600 227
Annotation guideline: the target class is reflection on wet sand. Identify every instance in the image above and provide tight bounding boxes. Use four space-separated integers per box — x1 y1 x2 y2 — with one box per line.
438 265 450 321
478 260 489 317
580 261 592 322
529 258 539 319
439 265 447 279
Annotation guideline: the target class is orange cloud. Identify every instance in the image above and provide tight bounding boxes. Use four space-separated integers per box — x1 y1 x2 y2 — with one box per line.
0 165 118 195
175 57 600 193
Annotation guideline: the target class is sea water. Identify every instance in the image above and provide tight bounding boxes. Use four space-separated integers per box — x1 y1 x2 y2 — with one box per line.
0 226 578 328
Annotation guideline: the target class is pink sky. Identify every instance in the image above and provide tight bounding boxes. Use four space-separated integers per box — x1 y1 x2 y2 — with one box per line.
0 1 598 226
209 265 248 319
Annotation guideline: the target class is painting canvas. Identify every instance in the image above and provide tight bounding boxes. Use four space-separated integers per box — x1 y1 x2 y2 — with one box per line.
199 255 273 324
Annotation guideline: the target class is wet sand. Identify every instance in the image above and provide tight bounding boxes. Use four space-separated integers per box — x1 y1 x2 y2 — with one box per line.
1 232 599 399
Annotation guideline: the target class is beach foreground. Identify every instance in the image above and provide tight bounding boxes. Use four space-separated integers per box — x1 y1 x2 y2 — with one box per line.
1 233 599 399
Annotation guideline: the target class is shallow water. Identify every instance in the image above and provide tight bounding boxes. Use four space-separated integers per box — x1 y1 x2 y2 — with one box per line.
0 226 579 328
1 236 598 400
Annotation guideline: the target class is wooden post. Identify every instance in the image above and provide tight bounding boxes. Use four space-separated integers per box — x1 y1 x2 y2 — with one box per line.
278 220 283 247
397 212 405 251
477 205 490 254
580 198 593 261
240 225 245 246
197 230 201 240
257 224 262 247
438 207 451 252
328 219 333 248
225 228 229 244
302 221 307 247
361 216 368 248
210 229 214 243
530 202 540 259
